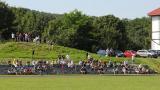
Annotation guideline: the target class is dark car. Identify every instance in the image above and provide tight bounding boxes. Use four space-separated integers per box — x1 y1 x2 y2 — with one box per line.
155 50 160 57
148 50 158 58
115 50 124 57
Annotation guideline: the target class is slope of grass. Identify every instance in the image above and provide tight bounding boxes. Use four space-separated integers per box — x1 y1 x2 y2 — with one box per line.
0 42 130 62
0 42 89 60
0 42 160 73
135 58 160 73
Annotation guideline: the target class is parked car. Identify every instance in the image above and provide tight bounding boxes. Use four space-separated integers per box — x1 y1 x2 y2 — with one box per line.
124 50 136 57
154 50 160 57
114 50 124 57
136 50 158 58
97 50 106 56
148 50 158 58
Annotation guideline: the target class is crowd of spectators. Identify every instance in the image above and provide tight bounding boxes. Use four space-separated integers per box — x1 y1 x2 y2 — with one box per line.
6 33 155 75
5 54 155 75
11 32 55 50
11 32 33 42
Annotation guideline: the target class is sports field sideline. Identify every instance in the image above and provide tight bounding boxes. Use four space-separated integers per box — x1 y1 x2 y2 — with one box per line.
0 75 159 90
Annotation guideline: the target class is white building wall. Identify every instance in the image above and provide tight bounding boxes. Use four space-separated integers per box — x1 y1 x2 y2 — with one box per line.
151 16 160 50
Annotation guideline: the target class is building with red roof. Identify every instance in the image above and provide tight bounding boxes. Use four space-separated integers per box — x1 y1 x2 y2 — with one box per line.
148 8 160 50
148 8 160 16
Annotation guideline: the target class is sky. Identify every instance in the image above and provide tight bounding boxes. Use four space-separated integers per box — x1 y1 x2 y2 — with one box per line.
2 0 160 19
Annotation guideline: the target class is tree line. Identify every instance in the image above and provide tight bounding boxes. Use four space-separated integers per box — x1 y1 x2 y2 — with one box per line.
0 1 151 52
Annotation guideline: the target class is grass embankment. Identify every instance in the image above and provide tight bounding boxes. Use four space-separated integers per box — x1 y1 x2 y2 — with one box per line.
0 42 160 73
0 75 159 90
0 42 127 61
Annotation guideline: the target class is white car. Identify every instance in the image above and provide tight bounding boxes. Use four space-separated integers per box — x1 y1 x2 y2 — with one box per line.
136 50 152 57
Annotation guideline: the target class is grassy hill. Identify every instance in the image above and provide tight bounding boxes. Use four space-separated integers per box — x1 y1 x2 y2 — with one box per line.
0 42 160 73
0 42 130 61
0 42 107 61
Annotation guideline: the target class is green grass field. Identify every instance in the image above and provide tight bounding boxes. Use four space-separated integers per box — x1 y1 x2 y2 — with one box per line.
0 75 159 90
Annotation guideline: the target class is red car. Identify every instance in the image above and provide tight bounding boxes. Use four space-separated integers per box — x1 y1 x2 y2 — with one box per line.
124 50 136 57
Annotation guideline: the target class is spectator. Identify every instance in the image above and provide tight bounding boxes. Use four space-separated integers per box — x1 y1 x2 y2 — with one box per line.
122 67 126 74
106 48 109 57
79 60 83 66
24 33 29 42
86 53 89 59
3 55 155 75
47 40 54 50
15 32 19 42
11 32 15 41
19 33 23 41
68 60 74 68
80 65 87 74
87 54 91 60
98 65 104 74
66 54 70 60
32 60 36 66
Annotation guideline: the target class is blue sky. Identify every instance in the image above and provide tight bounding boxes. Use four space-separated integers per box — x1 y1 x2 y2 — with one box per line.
2 0 160 19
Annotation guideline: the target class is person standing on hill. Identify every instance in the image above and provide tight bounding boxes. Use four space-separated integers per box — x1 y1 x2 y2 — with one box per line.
24 33 28 42
32 49 35 60
86 53 91 60
15 32 19 42
48 40 54 51
19 33 23 42
11 32 15 41
106 48 109 57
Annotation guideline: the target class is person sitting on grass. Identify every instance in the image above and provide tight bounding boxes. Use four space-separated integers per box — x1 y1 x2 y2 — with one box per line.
8 68 16 75
68 60 74 68
122 66 127 74
8 61 13 67
135 67 140 74
97 65 104 74
113 62 118 74
78 60 83 66
80 64 87 74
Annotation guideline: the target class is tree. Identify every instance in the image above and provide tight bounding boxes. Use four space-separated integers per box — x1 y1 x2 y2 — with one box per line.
0 1 15 39
92 15 126 51
125 17 151 50
45 10 95 51
0 1 152 52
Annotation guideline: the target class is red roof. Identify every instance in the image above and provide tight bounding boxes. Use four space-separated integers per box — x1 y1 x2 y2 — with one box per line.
148 8 160 16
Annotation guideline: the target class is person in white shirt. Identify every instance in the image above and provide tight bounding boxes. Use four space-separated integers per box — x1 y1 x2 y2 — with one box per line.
32 60 36 66
66 54 70 60
79 60 83 66
24 33 28 42
60 60 66 65
106 48 109 57
122 67 126 74
11 33 15 41
87 54 91 60
68 61 73 68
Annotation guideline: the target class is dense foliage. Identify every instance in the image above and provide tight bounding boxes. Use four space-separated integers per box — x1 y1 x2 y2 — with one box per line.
0 1 15 39
0 1 151 52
